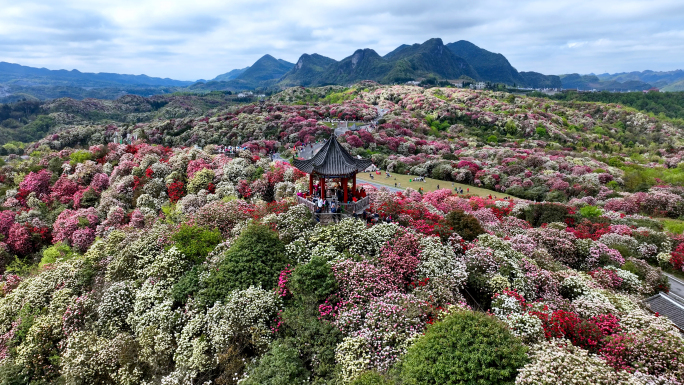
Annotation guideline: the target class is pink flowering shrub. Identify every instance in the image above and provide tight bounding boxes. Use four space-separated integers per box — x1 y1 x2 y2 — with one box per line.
7 223 33 255
52 208 100 250
89 173 110 191
187 159 212 179
330 260 401 306
0 211 16 238
19 169 52 198
50 177 80 204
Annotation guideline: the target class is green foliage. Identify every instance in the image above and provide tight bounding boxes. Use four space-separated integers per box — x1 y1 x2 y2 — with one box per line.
486 134 498 143
544 90 684 121
579 205 602 219
535 125 547 137
171 265 202 307
187 168 215 194
521 203 571 227
621 261 645 280
69 150 92 165
504 120 517 135
351 371 394 385
39 242 73 268
241 342 310 385
425 115 450 132
324 91 355 104
441 210 486 242
399 310 528 385
25 115 55 134
79 188 100 208
0 360 27 385
198 224 287 305
289 255 338 302
663 219 684 234
279 302 342 381
620 164 684 192
170 224 222 264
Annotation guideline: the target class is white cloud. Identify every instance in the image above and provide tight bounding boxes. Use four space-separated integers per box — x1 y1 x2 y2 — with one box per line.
0 0 682 80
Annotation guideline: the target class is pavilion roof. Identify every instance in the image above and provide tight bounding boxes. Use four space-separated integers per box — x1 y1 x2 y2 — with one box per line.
293 136 373 176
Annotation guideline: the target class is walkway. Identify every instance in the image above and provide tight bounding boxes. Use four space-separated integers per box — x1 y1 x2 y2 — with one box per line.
298 141 325 159
357 179 403 193
665 272 684 300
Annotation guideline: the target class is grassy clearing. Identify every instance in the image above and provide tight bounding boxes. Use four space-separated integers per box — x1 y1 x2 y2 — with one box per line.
357 172 503 198
661 218 684 234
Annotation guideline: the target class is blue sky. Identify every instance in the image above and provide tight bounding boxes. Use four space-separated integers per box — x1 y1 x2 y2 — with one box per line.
0 0 682 80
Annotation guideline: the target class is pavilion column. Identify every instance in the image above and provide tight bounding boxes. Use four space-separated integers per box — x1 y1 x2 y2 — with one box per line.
352 174 356 196
343 177 348 202
309 174 313 194
321 178 326 200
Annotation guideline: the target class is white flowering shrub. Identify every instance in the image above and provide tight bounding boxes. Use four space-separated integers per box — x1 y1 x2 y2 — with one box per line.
504 313 545 345
205 286 280 354
516 339 638 384
572 291 617 318
96 280 136 336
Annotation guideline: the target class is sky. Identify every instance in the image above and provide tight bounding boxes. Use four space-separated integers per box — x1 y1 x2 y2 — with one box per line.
0 0 683 81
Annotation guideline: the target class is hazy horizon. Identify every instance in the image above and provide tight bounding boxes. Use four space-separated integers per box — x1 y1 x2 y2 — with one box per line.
1 0 683 81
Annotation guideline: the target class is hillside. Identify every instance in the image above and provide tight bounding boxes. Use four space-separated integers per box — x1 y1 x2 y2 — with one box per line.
279 38 481 86
560 73 652 91
278 53 338 86
212 66 250 81
446 40 523 85
235 55 294 85
597 69 684 89
0 61 193 88
381 38 479 82
1 83 683 384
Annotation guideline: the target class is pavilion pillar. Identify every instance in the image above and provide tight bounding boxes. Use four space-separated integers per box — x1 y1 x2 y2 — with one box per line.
343 177 348 202
309 174 313 194
321 178 326 200
352 174 356 196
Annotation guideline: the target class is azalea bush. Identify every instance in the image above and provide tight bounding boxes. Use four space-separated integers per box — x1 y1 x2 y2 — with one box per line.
0 84 683 384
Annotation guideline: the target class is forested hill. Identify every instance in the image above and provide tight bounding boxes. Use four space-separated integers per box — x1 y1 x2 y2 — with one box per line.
533 90 684 121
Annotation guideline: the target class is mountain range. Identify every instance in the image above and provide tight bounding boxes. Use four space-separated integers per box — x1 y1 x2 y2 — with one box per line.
0 61 193 88
201 38 561 90
2 38 683 102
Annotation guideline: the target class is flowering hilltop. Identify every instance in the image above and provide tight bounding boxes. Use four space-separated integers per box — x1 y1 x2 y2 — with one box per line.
0 85 683 384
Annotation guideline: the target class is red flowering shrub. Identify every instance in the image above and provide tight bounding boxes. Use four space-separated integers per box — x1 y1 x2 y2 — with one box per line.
588 314 621 337
600 329 684 376
51 177 80 204
670 243 684 271
534 309 606 352
168 180 185 203
237 179 252 199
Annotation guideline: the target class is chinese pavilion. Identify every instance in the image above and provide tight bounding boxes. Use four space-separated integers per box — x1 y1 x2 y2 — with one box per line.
293 136 373 202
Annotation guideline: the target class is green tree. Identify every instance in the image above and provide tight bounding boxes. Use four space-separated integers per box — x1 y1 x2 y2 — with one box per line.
198 223 287 305
400 310 528 385
440 210 486 242
170 224 222 264
241 342 310 385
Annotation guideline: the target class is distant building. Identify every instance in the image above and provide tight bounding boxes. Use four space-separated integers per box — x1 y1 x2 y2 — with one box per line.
471 82 486 90
406 81 420 86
